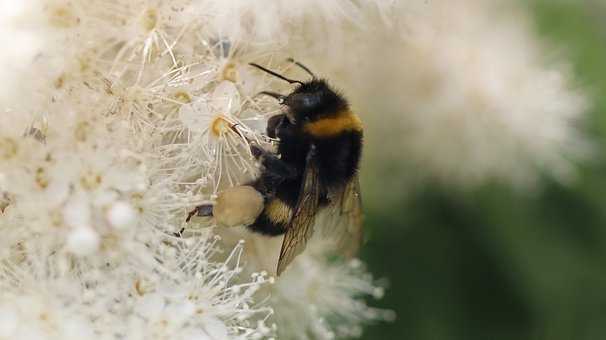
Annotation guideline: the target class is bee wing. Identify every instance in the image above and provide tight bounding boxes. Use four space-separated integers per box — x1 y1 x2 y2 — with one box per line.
276 146 321 275
320 176 364 258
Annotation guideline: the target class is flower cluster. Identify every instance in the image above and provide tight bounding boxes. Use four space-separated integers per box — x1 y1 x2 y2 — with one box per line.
0 234 273 339
295 0 589 189
0 0 391 339
0 0 589 338
269 240 395 340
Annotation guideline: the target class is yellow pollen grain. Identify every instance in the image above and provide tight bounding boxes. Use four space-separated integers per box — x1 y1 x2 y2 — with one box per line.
173 91 192 104
141 8 158 32
221 62 238 82
134 279 146 296
50 210 63 227
54 74 65 89
81 170 102 191
210 115 232 137
78 56 91 73
0 138 18 160
10 242 25 264
74 121 91 142
1 193 11 214
101 233 119 252
35 167 49 189
131 192 145 213
48 6 80 28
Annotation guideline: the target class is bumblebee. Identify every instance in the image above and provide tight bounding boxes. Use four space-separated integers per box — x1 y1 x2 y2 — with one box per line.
189 60 364 275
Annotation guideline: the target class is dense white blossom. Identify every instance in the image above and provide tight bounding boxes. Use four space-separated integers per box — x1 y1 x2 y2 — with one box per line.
0 0 393 339
270 240 395 340
0 0 590 338
0 235 273 339
296 0 589 188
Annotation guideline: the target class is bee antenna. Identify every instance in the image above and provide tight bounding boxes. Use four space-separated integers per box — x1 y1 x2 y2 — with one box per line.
287 58 316 79
249 63 304 85
256 91 286 104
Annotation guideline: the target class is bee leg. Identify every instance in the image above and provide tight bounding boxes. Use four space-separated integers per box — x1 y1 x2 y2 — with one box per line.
173 228 185 237
267 114 290 138
250 143 266 159
186 204 213 222
251 144 298 183
265 155 298 179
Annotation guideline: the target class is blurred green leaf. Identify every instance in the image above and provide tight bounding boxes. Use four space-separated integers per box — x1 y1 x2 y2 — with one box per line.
361 2 606 339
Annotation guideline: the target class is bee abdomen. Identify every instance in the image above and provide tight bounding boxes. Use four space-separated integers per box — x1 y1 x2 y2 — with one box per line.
247 198 292 236
316 130 363 188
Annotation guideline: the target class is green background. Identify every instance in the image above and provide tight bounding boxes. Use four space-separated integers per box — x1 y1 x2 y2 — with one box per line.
361 2 606 339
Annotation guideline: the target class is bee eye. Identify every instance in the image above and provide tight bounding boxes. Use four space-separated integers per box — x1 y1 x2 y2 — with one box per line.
300 94 321 109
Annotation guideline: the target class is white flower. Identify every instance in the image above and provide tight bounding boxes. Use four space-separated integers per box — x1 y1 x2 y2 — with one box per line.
295 0 589 188
0 1 45 104
270 241 394 340
197 0 393 43
0 237 273 340
107 201 138 229
4 0 587 338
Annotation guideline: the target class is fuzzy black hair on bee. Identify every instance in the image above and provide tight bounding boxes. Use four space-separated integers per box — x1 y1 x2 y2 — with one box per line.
189 59 364 275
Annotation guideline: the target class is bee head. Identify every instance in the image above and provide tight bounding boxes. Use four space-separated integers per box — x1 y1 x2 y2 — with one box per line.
250 61 348 125
284 80 347 124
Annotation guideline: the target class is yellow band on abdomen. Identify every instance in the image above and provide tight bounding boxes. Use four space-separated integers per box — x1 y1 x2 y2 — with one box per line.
265 198 293 225
303 110 363 137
